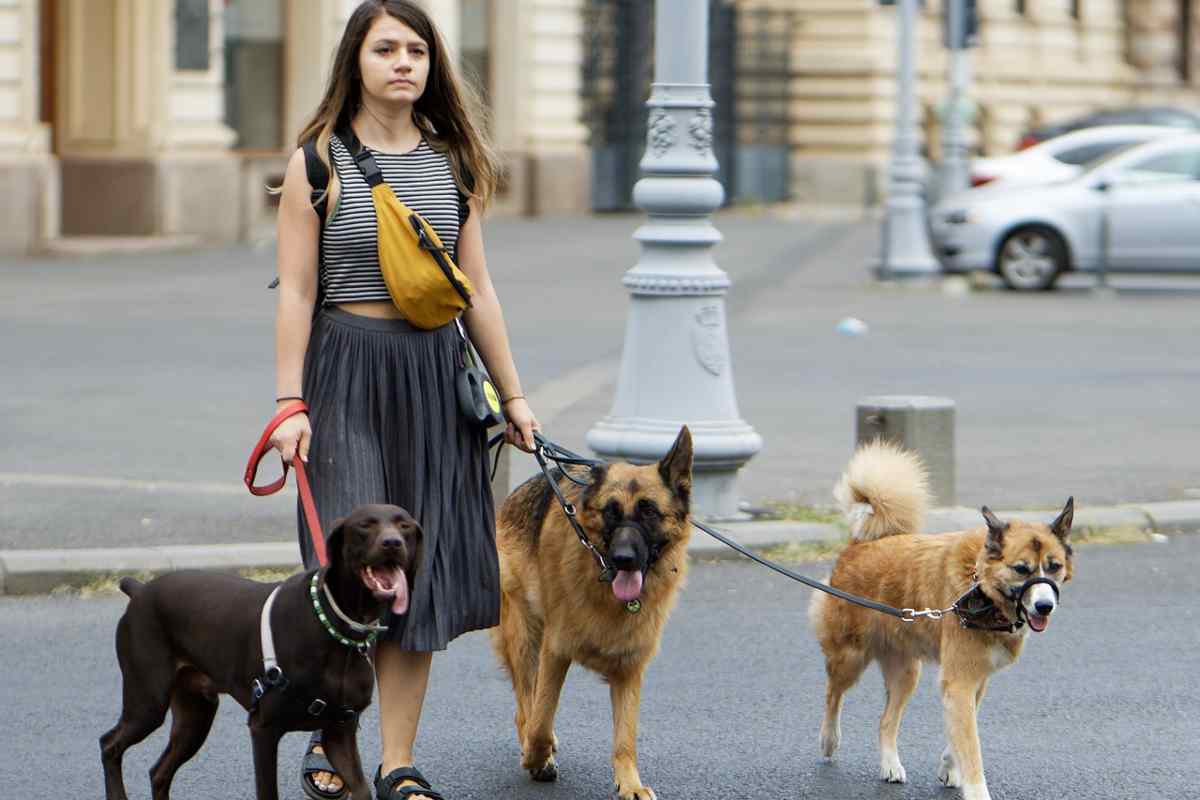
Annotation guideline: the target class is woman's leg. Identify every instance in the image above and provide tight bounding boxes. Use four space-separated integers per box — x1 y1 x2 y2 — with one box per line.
376 641 435 799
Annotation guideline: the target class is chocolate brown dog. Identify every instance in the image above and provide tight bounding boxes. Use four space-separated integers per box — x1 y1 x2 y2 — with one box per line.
100 504 422 800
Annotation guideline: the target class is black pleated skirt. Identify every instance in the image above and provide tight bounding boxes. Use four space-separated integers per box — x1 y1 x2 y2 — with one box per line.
297 307 499 651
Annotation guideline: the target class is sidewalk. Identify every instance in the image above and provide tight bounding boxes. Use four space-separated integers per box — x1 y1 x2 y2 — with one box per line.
2 500 1197 595
2 209 1198 592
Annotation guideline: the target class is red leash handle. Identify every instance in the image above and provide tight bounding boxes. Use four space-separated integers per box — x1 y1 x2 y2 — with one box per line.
244 401 327 566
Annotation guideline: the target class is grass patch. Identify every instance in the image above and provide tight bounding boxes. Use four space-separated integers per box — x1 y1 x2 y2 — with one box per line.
1072 525 1153 546
757 539 846 564
763 502 843 526
50 566 302 598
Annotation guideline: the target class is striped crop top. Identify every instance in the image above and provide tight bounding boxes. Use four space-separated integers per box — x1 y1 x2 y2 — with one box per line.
319 134 467 305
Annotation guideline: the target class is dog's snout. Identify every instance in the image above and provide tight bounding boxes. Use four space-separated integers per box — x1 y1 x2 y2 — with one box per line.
1034 599 1055 615
380 534 404 551
609 527 646 572
610 548 639 571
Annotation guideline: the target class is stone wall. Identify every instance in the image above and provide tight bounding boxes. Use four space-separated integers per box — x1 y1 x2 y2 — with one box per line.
780 0 1199 207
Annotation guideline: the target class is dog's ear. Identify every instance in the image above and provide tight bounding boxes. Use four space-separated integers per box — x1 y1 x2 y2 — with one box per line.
323 516 347 570
1050 496 1074 541
658 426 693 505
981 506 1007 558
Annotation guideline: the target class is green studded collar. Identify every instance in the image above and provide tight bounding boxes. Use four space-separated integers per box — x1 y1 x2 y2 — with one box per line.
309 571 382 653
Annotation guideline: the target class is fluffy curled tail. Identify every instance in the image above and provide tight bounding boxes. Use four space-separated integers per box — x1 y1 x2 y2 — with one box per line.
833 439 930 541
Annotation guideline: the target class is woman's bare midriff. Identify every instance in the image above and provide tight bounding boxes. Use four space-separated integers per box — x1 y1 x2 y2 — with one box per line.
334 301 406 319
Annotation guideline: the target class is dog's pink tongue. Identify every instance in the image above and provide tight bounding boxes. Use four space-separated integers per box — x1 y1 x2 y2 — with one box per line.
1028 613 1049 633
391 571 409 616
612 570 643 602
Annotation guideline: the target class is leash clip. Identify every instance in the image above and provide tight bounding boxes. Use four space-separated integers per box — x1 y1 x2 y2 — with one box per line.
901 607 945 622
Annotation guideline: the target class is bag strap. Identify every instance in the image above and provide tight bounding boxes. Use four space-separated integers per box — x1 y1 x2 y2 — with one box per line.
336 129 386 188
301 139 331 224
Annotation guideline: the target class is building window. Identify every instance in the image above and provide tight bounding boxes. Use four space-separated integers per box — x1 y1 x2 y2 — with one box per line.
461 0 492 106
223 1 285 150
1183 0 1194 82
176 0 211 71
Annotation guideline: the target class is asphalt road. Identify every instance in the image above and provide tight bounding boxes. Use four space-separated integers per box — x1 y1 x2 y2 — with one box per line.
3 536 1196 798
3 212 1199 551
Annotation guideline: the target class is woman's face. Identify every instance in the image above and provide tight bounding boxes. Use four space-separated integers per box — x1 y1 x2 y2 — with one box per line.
358 14 431 107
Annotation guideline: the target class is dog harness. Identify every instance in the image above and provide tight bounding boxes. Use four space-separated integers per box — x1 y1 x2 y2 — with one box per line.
248 574 382 725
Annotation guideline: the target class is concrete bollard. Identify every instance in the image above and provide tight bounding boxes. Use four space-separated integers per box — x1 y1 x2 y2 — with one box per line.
856 395 955 507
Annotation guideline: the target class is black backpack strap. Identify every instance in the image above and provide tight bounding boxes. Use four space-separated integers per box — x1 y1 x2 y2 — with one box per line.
301 139 331 224
298 138 330 317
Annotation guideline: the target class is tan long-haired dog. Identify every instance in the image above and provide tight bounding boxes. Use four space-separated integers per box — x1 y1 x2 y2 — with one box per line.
809 441 1075 800
491 427 693 800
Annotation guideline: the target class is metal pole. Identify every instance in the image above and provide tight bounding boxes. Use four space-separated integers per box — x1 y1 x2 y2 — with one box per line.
939 0 971 200
586 0 762 521
1096 184 1111 290
876 0 940 279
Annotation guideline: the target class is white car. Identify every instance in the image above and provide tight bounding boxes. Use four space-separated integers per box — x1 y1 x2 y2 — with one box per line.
968 125 1183 189
932 133 1200 290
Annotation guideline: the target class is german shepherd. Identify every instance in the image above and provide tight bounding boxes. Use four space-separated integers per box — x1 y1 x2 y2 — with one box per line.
491 426 694 800
809 441 1074 800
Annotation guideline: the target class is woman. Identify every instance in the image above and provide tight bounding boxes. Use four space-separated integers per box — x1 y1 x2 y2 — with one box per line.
270 3 539 799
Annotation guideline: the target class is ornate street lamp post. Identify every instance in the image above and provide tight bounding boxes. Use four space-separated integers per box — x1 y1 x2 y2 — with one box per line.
587 0 761 521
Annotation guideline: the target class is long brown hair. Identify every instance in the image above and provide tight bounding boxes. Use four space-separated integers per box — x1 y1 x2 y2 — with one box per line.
296 0 499 210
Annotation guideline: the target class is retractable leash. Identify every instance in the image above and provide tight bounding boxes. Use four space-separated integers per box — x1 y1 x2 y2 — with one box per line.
491 433 984 625
244 400 327 567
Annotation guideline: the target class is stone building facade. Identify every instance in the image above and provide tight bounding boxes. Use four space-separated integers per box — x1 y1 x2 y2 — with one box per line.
0 0 1195 254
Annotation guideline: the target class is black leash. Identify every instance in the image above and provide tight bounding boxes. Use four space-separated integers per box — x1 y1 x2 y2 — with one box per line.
486 433 1030 626
489 432 615 582
687 517 946 622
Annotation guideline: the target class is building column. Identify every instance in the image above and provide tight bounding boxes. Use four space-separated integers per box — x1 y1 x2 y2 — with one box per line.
0 0 57 254
490 0 589 215
416 0 461 58
1127 0 1186 92
55 0 239 239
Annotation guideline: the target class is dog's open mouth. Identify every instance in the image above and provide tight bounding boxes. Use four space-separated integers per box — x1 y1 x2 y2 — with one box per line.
612 570 643 602
361 563 409 615
1027 612 1050 633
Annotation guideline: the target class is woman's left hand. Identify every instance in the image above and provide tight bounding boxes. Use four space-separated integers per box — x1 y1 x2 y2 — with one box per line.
502 397 540 453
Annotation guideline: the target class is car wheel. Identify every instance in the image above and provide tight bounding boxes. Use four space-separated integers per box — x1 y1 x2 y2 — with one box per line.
996 227 1067 291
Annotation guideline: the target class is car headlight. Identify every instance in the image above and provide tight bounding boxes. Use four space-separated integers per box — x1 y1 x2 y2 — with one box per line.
942 209 972 225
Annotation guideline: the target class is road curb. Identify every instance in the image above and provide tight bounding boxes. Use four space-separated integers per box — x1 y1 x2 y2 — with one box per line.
2 501 1197 596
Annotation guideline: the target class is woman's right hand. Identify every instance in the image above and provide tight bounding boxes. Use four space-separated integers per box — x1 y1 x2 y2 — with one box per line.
270 407 312 464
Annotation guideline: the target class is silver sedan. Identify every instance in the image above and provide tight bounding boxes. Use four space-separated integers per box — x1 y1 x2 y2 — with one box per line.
931 133 1200 290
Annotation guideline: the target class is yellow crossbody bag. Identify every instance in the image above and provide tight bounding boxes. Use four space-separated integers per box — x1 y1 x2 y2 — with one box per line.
342 132 474 329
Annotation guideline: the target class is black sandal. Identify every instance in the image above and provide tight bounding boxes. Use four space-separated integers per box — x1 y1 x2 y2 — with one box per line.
301 731 349 800
374 765 445 800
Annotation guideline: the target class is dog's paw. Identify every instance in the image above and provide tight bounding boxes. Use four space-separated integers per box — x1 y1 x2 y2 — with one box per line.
879 752 907 784
528 759 558 783
819 721 841 759
521 738 559 782
961 783 992 800
938 747 962 788
612 782 656 800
